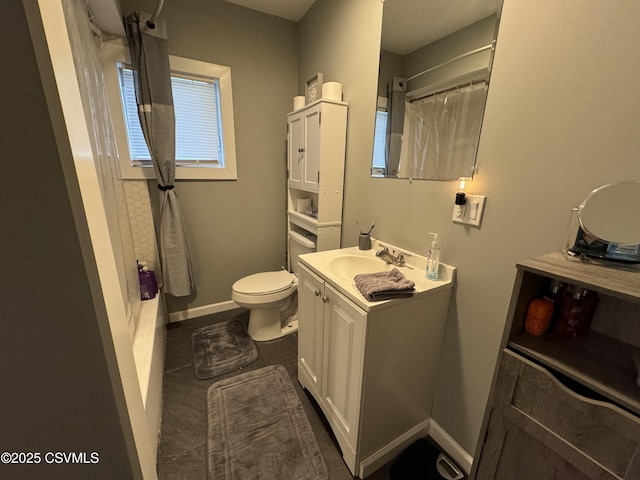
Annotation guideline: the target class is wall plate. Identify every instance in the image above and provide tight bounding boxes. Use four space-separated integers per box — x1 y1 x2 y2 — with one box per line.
452 194 486 226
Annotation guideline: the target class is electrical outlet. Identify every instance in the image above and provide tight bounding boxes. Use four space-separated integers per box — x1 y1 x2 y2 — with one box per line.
452 194 486 226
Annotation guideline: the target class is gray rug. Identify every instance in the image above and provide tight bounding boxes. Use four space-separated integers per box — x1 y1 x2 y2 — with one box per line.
192 320 258 379
206 365 329 480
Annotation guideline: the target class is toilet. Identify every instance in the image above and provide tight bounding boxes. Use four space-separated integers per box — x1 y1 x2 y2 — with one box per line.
231 231 316 341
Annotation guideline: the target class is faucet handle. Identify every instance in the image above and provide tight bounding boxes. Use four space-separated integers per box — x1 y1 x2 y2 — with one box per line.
375 244 389 257
396 250 411 267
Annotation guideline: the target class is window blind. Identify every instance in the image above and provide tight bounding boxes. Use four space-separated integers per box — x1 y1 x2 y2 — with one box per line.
372 110 388 170
119 66 223 166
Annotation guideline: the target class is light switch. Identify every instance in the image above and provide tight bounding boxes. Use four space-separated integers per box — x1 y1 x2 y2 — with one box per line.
453 194 486 226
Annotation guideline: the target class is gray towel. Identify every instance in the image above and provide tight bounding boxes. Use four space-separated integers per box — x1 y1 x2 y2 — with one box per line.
354 268 415 301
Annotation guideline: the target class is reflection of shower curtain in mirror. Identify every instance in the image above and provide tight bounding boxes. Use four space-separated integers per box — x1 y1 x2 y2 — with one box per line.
399 82 487 180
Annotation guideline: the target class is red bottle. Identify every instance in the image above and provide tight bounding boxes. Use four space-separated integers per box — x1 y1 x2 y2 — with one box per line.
553 286 598 337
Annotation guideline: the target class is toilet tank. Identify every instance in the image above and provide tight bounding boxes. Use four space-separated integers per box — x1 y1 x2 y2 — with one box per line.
288 230 317 275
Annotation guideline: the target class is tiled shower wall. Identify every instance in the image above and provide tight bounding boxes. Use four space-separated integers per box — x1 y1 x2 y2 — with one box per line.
124 180 160 276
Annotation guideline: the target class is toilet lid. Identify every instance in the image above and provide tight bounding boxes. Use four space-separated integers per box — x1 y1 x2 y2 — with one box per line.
233 270 295 295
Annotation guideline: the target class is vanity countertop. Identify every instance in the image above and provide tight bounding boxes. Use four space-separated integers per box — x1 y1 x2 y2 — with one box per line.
298 239 456 312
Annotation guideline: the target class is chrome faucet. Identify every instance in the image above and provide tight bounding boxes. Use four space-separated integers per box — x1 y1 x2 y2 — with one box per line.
376 244 411 267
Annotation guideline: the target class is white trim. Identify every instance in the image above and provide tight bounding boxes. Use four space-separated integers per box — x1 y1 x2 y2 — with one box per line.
359 420 430 478
103 42 237 180
428 419 474 475
167 299 240 323
357 418 473 477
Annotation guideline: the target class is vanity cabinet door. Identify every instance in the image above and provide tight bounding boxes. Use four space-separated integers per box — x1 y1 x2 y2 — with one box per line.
474 350 640 480
297 265 325 398
321 283 367 451
287 112 304 189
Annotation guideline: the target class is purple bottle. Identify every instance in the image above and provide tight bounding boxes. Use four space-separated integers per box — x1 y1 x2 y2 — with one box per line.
138 261 158 300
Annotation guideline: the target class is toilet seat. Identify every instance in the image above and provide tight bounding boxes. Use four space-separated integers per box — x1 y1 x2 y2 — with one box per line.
232 270 295 296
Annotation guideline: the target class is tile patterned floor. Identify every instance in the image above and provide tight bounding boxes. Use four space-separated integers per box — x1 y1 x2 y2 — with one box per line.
157 308 391 479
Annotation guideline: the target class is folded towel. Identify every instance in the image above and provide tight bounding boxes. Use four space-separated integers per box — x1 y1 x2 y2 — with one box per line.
354 268 415 301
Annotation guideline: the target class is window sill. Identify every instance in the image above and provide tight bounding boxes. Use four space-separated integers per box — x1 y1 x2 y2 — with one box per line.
119 164 237 181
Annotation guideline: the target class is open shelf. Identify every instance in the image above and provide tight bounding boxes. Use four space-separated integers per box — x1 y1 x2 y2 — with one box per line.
288 210 318 234
509 331 640 416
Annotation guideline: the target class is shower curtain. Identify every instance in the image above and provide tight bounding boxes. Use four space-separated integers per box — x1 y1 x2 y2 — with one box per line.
385 77 406 177
62 0 142 332
399 82 488 180
125 12 194 297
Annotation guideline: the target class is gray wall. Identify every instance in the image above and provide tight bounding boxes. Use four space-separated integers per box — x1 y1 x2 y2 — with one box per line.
122 0 298 314
301 0 640 456
378 15 497 98
0 1 140 478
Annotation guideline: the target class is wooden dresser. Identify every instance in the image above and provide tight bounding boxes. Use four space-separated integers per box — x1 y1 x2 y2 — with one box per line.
471 252 640 480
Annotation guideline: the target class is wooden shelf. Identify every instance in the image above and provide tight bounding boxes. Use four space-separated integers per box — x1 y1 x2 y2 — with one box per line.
509 331 640 415
517 252 640 303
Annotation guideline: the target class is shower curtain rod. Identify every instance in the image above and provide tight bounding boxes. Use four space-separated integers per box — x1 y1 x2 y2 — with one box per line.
408 78 487 103
147 0 165 28
405 41 495 83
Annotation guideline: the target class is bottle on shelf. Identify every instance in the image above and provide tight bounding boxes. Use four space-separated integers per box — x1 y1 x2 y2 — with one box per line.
552 285 599 337
524 280 565 336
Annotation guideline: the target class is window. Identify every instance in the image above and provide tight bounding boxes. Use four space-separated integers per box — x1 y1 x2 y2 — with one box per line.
371 96 388 176
104 43 237 180
372 109 388 176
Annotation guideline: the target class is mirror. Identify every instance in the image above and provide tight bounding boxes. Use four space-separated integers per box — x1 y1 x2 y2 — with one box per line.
566 180 640 264
580 181 640 244
373 0 503 180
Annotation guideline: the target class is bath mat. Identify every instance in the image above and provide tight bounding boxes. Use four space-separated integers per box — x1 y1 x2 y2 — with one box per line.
192 320 258 379
206 365 328 480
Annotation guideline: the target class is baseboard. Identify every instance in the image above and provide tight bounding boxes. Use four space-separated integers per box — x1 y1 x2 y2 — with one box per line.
359 420 430 478
167 300 239 323
428 419 474 475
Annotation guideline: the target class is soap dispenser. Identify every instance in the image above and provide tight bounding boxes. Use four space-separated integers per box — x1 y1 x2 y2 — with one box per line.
426 233 441 281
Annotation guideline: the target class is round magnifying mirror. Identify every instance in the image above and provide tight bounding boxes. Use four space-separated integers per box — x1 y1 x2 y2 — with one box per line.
579 180 640 244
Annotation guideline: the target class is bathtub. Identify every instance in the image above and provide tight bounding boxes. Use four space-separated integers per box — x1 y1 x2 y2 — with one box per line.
132 295 166 460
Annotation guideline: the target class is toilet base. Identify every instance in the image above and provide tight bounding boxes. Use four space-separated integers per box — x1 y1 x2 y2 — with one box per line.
248 309 298 342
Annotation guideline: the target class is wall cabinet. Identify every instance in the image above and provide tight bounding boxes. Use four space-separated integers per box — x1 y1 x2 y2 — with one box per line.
471 253 640 480
297 257 455 478
287 100 347 254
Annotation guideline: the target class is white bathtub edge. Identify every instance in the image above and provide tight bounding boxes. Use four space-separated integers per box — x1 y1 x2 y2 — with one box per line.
132 294 166 463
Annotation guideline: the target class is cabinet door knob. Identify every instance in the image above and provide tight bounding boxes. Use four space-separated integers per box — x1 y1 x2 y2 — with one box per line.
298 147 305 153
314 289 321 296
322 296 328 303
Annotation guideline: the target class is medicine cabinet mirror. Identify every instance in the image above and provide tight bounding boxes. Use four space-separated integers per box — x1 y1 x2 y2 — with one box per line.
372 0 503 180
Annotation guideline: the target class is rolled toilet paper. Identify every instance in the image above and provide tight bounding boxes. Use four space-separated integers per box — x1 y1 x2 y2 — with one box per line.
323 82 342 101
293 96 305 110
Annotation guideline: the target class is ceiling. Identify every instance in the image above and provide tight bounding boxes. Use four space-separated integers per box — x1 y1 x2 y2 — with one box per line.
224 0 317 22
224 0 501 55
88 1 501 55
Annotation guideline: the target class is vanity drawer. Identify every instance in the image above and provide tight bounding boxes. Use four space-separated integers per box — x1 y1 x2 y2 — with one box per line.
475 350 640 480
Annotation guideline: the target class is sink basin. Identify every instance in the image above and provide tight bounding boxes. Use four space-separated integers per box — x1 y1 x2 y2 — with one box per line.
299 240 455 310
327 254 391 281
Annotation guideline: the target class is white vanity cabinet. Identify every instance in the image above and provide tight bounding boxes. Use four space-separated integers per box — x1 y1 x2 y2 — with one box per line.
297 248 456 478
298 264 367 459
287 100 347 253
